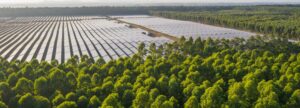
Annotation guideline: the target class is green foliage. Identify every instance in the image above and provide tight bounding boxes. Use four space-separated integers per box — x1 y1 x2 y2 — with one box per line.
18 93 48 108
77 96 88 108
34 77 49 96
0 35 300 108
88 95 101 108
0 101 7 108
184 96 198 108
57 101 78 108
101 93 122 108
13 77 33 95
34 96 51 108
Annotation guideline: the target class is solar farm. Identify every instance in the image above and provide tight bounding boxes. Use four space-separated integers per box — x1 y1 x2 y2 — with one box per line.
120 15 256 39
0 15 255 62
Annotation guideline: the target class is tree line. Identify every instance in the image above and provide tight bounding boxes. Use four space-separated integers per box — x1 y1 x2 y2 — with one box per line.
151 6 300 39
0 35 300 107
0 6 233 17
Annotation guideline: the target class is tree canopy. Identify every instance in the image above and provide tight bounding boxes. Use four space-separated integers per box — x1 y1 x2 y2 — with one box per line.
0 35 300 108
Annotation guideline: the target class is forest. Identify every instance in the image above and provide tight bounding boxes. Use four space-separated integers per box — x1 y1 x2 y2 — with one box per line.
151 5 300 39
0 6 229 17
0 36 300 108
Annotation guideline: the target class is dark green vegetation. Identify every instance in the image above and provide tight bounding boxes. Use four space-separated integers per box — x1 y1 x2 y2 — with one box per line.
0 6 227 17
151 5 300 39
0 36 300 108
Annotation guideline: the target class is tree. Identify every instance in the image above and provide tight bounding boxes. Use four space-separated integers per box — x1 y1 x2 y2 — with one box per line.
161 101 174 108
101 81 114 98
34 77 49 97
169 97 179 108
56 101 78 108
0 101 8 108
168 77 182 98
48 68 68 93
254 92 280 108
52 94 66 107
21 64 34 79
243 80 258 102
77 96 88 108
0 72 6 82
133 91 150 108
66 92 77 101
34 96 51 108
0 82 12 103
77 74 91 88
66 72 77 90
91 73 101 86
88 95 101 108
254 80 280 108
18 93 35 108
138 43 147 56
184 96 199 108
13 77 33 95
122 90 135 107
7 73 18 87
157 76 169 94
226 82 248 108
101 93 122 108
286 89 300 107
151 95 167 108
200 85 225 108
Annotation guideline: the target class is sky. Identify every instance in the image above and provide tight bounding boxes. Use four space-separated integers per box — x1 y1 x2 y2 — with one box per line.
0 0 299 3
0 0 299 7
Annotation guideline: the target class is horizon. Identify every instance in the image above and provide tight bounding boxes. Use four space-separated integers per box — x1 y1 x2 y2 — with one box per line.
0 0 299 7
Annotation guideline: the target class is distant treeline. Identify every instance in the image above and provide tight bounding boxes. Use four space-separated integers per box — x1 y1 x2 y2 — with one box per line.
1 5 299 17
0 6 235 17
151 5 300 39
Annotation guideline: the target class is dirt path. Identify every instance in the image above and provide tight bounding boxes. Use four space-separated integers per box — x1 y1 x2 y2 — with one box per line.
108 17 179 41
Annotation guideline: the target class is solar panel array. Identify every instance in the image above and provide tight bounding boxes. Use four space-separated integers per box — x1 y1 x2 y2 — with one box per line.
0 16 171 62
120 15 256 39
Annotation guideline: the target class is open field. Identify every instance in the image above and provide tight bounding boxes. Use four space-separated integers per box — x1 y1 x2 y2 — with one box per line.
0 16 171 62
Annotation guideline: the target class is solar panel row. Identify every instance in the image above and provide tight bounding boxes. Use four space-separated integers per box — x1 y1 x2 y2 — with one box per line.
120 15 256 39
0 16 171 63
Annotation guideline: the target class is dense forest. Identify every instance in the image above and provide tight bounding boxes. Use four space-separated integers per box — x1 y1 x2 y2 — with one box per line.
0 6 232 17
0 36 300 108
151 6 300 39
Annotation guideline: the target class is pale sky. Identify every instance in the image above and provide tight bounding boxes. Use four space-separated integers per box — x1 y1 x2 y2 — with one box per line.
0 0 298 7
0 0 299 3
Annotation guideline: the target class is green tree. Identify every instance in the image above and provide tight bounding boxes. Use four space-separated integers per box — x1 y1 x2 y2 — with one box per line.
184 96 199 108
34 96 51 108
0 82 12 103
133 91 150 108
49 68 68 93
88 95 101 108
286 89 300 107
101 93 122 108
13 77 33 95
56 101 78 108
0 101 8 108
200 85 225 108
122 90 135 108
18 93 35 108
77 96 88 108
52 94 66 107
66 92 77 101
34 77 49 96
151 95 167 108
